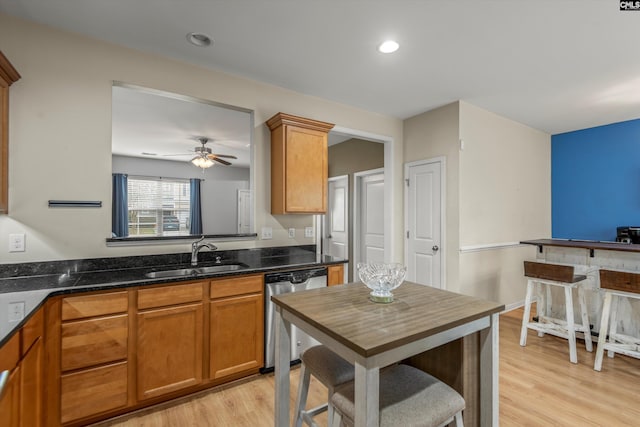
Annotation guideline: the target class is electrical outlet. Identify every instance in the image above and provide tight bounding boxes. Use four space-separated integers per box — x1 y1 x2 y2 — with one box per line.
261 227 273 240
288 228 295 238
304 227 314 238
8 301 25 322
9 233 25 252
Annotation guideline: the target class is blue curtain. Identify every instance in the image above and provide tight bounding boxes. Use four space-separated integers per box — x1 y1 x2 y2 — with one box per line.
190 178 203 235
112 173 128 237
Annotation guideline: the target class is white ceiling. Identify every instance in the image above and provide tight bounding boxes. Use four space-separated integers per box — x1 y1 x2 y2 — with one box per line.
2 1 640 135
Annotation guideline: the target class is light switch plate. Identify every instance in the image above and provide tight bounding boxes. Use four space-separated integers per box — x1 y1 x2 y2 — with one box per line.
9 233 25 252
288 228 295 238
261 227 273 239
304 227 314 238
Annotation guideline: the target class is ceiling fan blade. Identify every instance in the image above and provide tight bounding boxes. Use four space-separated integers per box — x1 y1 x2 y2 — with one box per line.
210 154 238 159
211 157 232 166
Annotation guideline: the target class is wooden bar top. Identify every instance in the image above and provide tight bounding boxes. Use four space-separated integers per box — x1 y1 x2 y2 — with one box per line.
272 281 504 358
521 238 640 253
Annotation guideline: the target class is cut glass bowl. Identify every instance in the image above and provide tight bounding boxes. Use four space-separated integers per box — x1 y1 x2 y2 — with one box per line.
357 262 407 303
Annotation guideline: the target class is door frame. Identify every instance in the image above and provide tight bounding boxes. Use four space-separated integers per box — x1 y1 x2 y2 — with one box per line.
404 156 447 288
353 168 385 279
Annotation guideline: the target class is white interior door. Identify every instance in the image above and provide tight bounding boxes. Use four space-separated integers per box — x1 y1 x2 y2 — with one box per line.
323 176 348 259
405 160 443 288
356 170 385 267
237 189 251 234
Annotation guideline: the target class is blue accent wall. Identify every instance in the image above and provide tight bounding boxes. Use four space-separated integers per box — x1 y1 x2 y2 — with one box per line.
552 118 640 241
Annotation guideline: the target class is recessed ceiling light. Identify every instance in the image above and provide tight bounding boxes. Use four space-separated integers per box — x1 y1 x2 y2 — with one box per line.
187 32 212 47
141 152 157 156
378 40 399 54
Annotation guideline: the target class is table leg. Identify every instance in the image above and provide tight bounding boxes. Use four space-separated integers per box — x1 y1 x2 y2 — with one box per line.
480 313 499 427
274 305 292 427
354 362 379 427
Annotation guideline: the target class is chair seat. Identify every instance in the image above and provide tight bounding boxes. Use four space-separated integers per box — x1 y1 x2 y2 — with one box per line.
330 364 465 427
301 345 354 387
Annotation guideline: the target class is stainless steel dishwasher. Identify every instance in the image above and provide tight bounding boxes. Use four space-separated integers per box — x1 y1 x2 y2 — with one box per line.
263 267 327 371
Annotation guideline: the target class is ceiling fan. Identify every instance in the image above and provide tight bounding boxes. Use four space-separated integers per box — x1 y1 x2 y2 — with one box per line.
163 137 237 168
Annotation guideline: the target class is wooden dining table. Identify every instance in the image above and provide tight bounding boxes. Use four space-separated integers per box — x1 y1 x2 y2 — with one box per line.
272 281 504 427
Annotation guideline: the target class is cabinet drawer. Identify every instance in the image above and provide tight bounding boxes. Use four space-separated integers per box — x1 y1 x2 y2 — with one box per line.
21 307 43 355
210 275 263 299
62 291 128 320
61 361 128 424
61 314 128 372
138 282 204 309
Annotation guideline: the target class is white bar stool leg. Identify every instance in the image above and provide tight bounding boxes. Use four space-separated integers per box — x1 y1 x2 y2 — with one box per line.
594 292 613 371
455 411 464 427
564 286 578 363
294 363 311 427
536 282 546 337
607 295 619 359
578 286 593 352
520 279 535 346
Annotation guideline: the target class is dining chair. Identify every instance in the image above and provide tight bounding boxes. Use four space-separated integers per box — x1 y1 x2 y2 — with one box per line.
330 363 465 427
294 345 354 427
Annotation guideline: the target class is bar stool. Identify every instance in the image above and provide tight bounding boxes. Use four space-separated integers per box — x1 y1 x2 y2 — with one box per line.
520 261 593 364
330 364 465 427
594 269 640 371
294 345 354 427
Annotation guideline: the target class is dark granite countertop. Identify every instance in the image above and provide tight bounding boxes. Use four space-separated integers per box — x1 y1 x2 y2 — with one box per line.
0 246 346 347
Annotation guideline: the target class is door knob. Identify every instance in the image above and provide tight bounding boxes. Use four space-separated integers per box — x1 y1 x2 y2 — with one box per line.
328 235 332 239
432 245 439 252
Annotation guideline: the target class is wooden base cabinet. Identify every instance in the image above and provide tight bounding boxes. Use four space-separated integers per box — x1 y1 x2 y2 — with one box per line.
0 307 43 427
209 275 264 380
42 275 268 425
328 264 345 286
55 291 129 426
136 303 203 400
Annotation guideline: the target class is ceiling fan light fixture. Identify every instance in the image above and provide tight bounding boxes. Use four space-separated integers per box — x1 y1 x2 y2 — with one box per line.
192 156 214 168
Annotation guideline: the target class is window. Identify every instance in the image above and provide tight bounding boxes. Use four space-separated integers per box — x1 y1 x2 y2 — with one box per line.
127 176 191 236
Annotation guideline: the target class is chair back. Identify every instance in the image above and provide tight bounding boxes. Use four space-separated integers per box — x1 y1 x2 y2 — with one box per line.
524 261 577 283
599 269 640 294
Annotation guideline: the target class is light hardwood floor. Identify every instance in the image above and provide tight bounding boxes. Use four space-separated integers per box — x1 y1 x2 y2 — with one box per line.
95 308 640 427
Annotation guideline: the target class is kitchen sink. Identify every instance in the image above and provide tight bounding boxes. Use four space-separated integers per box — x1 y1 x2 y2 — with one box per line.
145 264 247 278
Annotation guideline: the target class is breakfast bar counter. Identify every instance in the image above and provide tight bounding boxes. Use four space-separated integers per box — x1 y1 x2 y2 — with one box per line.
521 239 640 336
272 281 504 427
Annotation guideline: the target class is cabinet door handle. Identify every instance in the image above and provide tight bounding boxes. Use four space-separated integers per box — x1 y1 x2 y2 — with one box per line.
0 370 9 401
432 245 439 252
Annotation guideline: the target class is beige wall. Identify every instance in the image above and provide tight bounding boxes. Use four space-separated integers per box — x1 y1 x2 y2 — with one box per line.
458 101 550 305
328 138 385 280
404 101 550 307
0 14 403 263
403 102 461 292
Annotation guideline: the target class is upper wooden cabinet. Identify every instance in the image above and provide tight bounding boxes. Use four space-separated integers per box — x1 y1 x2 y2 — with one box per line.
267 113 334 214
0 51 21 215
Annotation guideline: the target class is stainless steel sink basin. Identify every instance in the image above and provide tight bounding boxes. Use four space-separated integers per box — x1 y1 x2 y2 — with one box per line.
145 264 247 279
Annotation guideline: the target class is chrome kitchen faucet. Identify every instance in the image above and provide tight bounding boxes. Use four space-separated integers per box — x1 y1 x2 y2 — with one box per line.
191 236 217 266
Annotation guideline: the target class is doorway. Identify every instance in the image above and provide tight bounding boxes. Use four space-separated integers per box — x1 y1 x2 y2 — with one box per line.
404 158 445 288
323 128 391 281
